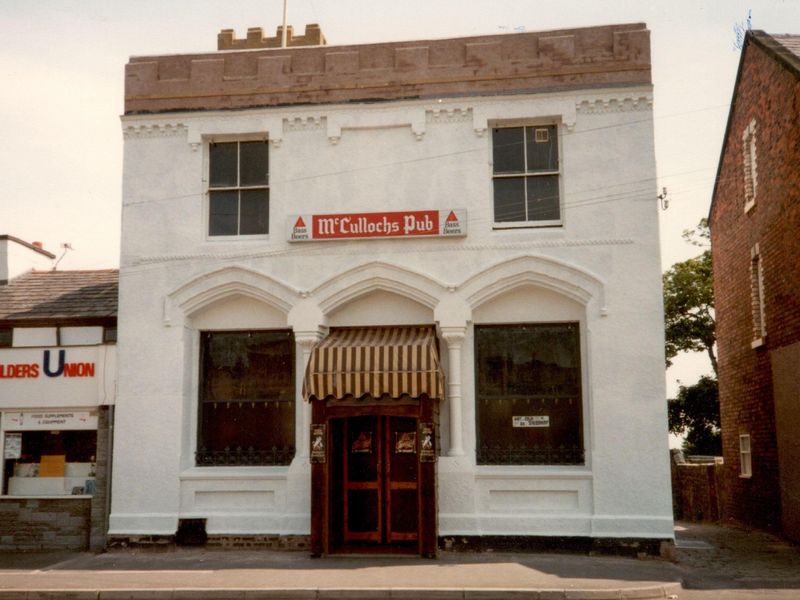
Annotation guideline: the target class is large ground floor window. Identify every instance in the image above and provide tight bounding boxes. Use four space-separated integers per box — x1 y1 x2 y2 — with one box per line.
197 329 295 466
475 323 584 465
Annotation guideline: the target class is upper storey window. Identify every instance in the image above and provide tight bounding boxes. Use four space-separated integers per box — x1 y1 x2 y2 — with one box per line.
208 141 269 237
742 119 757 213
492 125 560 226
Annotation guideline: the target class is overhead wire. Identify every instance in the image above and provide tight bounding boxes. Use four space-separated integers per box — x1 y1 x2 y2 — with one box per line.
120 101 731 221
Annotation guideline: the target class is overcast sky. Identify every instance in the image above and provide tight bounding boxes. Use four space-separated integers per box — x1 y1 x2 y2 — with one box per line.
1 1 798 403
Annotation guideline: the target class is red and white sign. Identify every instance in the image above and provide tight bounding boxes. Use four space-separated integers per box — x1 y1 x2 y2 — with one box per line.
288 209 467 242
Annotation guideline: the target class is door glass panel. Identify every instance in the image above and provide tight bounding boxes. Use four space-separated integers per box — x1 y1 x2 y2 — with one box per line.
348 490 379 532
391 490 418 534
390 417 418 483
347 416 377 482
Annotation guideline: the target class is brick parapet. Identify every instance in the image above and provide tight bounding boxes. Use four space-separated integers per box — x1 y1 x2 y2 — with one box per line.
125 23 651 114
218 24 326 50
710 33 800 531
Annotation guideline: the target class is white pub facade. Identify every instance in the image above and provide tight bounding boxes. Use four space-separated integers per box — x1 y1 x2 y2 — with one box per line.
114 23 672 554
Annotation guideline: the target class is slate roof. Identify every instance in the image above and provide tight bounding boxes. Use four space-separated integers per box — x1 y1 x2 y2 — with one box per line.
758 32 800 78
0 270 118 323
773 34 800 63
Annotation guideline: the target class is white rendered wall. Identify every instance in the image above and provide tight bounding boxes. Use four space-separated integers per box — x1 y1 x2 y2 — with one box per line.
114 87 672 539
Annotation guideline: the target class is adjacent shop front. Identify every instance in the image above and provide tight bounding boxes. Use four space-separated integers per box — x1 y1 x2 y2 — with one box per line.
0 343 115 551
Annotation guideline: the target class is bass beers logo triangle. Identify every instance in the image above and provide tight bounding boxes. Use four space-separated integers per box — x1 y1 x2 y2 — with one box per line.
287 209 466 242
291 216 310 241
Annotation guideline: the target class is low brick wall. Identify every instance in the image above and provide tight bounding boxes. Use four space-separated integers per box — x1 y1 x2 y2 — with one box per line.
0 497 91 551
671 456 726 522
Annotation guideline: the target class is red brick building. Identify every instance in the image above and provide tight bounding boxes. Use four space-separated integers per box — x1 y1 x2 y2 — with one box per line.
709 31 800 542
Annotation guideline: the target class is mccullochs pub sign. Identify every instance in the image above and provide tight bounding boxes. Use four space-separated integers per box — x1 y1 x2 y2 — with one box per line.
288 209 467 242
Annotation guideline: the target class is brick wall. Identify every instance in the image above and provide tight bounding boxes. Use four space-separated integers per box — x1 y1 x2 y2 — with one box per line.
710 33 800 532
125 23 651 114
0 498 91 551
89 405 110 551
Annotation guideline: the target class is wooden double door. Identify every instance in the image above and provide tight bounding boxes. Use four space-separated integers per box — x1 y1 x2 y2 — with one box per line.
311 398 437 557
333 415 419 547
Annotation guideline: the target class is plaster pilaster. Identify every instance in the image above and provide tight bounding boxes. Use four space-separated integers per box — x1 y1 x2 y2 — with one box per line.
294 329 327 459
440 326 467 457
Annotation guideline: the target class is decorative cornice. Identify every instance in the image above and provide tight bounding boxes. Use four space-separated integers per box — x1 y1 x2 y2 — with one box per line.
326 110 426 144
284 116 326 132
122 122 187 139
427 107 472 124
576 96 652 115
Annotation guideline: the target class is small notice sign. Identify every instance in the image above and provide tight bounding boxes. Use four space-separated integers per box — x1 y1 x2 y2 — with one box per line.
513 415 550 428
288 209 467 242
3 433 22 459
419 423 435 462
310 424 326 463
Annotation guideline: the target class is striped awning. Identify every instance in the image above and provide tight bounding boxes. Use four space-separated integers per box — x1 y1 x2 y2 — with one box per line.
303 326 445 402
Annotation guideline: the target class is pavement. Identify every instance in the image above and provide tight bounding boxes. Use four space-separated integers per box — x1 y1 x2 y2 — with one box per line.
0 522 797 599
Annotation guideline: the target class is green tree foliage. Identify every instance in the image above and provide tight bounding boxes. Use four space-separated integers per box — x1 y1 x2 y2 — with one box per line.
664 218 720 455
668 376 721 455
663 219 717 376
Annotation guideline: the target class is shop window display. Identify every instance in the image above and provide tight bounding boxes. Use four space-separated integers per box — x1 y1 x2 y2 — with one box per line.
197 330 295 466
3 430 97 496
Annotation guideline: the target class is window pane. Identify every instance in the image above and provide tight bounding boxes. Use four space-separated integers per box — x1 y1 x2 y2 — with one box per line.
526 175 560 222
492 127 525 174
239 141 269 186
475 324 583 465
493 177 526 222
202 330 293 402
198 402 294 465
526 125 558 172
209 191 239 236
477 324 580 397
209 142 238 187
198 330 295 466
239 189 269 235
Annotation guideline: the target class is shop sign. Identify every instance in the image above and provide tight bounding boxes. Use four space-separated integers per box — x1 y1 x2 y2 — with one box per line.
287 209 467 242
3 410 98 431
513 415 550 428
0 349 96 380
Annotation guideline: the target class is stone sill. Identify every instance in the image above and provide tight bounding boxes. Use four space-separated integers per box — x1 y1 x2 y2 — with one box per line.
751 337 766 349
0 494 92 500
475 467 592 480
